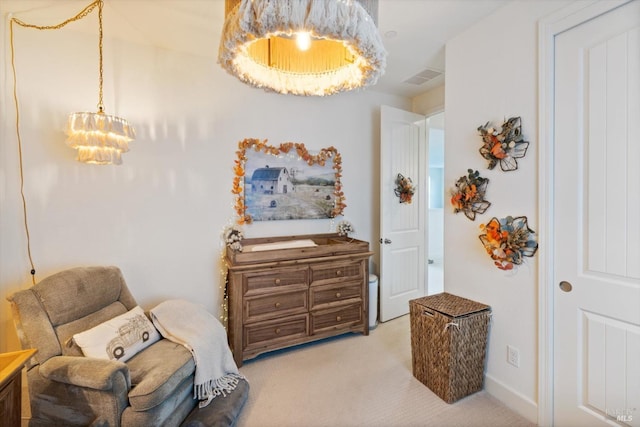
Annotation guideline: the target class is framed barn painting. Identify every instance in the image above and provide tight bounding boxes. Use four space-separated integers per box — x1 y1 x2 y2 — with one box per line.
232 139 346 224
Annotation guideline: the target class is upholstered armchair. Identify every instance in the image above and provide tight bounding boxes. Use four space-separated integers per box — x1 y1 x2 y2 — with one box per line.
7 266 248 426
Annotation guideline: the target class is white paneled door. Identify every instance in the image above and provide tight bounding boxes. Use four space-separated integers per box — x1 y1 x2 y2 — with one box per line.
379 105 427 321
554 1 640 426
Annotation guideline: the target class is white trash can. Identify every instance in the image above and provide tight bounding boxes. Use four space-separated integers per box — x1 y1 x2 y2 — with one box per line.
368 274 379 329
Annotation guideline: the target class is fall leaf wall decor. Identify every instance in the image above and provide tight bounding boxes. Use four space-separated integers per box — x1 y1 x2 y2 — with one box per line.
478 116 530 171
450 169 491 220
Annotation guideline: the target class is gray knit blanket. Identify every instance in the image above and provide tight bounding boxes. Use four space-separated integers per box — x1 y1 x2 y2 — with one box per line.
150 299 243 408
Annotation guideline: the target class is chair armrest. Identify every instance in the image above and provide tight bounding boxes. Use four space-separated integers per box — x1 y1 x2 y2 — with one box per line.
39 355 131 391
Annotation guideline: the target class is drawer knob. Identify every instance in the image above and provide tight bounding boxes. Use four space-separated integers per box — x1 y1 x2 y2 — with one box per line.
336 270 343 276
274 302 281 308
275 328 281 334
336 292 342 298
274 278 281 285
336 316 342 321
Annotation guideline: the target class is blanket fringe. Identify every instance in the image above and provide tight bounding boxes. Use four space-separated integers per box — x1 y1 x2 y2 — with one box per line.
196 373 244 408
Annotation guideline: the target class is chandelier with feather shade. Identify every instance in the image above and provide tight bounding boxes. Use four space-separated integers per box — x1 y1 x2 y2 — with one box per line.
64 0 136 165
218 0 387 96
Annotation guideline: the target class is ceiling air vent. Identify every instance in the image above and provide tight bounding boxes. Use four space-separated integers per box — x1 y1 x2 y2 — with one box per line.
403 68 443 85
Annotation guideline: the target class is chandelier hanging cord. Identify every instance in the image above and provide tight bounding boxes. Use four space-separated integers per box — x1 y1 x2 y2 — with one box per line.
9 0 102 284
11 0 104 111
97 0 105 113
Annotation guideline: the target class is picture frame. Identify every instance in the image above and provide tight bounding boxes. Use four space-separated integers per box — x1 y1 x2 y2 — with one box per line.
232 139 346 224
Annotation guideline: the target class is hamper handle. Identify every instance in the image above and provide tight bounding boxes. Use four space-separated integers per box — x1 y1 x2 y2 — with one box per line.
444 322 460 332
422 310 434 317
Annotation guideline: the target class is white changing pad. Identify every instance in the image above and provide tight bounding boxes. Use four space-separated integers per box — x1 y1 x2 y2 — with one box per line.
247 239 318 252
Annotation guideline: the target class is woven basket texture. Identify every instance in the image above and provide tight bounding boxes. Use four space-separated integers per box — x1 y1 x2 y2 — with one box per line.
410 293 491 403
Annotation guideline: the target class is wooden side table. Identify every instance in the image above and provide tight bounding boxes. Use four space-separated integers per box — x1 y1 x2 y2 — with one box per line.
0 349 37 427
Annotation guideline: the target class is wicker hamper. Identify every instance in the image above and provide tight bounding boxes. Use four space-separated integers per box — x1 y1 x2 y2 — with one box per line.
409 292 491 403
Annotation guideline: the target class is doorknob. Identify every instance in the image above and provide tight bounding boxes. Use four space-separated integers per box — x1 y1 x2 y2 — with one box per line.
559 281 573 292
379 238 392 244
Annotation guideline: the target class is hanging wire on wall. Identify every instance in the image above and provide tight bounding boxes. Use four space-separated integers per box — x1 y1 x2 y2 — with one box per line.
9 0 109 283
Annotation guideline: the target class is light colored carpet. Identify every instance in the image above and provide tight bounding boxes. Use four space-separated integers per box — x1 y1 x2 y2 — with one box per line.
236 315 536 427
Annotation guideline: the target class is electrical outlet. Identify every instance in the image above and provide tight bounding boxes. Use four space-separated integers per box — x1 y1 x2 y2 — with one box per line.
507 345 520 367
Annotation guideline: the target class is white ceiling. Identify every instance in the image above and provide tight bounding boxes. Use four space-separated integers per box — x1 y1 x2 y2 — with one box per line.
4 0 510 98
376 0 509 97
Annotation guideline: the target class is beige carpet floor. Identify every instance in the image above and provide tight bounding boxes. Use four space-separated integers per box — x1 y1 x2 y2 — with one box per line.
235 315 536 427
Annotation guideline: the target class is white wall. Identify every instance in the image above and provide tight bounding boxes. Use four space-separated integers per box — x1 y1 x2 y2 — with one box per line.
444 0 570 422
0 1 409 353
412 84 444 116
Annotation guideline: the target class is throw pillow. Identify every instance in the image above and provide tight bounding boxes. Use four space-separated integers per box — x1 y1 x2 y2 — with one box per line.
73 306 160 362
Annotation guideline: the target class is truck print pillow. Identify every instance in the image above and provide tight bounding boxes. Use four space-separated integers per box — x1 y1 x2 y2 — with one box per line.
73 306 161 362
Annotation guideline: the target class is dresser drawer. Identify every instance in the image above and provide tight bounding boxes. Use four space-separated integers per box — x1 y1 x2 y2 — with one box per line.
310 260 363 286
244 290 308 323
311 303 363 334
244 314 308 350
243 266 308 295
310 281 362 309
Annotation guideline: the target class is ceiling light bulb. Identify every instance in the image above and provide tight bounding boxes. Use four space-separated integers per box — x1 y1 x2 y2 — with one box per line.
296 32 311 51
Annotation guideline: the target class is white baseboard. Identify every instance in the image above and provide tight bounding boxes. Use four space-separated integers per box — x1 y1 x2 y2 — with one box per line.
485 374 538 424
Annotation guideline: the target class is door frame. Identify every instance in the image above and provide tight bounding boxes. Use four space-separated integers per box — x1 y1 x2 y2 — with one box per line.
537 1 632 425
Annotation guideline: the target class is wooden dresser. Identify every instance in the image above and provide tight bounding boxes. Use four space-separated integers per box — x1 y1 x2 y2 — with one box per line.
225 233 373 366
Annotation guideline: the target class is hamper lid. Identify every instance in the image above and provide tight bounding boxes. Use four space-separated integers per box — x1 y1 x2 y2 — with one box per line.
411 292 490 318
